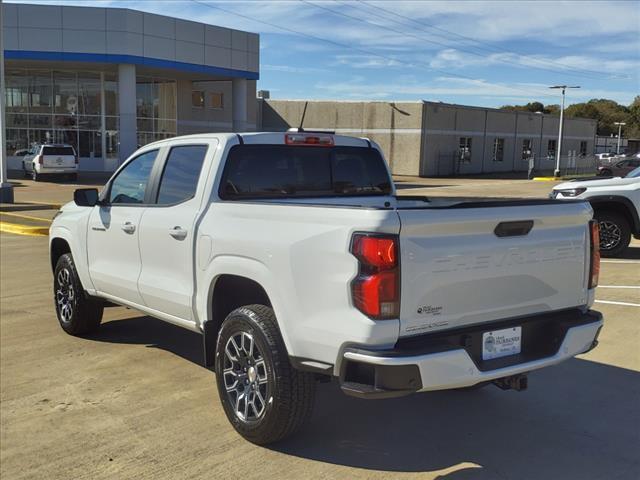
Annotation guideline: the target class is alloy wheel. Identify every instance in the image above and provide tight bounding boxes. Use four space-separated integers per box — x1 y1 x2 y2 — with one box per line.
55 268 75 323
599 220 621 251
223 331 269 422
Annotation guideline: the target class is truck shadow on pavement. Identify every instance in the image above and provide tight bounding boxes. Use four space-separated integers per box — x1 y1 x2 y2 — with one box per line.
616 246 640 260
91 316 640 480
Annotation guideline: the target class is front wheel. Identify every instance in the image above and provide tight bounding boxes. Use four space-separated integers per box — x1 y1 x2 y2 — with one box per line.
54 253 103 335
215 304 316 445
595 210 631 258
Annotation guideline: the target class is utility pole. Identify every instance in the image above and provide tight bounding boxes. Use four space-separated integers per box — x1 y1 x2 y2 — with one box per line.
549 85 580 178
614 122 626 154
0 0 15 203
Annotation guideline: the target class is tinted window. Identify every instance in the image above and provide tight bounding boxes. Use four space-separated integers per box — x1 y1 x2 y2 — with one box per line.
157 145 208 205
220 145 391 199
43 146 75 156
109 150 157 204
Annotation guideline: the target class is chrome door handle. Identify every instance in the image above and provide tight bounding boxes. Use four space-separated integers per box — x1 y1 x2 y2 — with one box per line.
169 226 188 240
91 226 106 231
122 222 136 234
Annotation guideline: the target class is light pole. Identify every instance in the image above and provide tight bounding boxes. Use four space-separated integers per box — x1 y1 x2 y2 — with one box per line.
549 85 580 178
614 122 626 154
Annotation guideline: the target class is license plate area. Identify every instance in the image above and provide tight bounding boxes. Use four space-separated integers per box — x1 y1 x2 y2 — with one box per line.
482 326 521 360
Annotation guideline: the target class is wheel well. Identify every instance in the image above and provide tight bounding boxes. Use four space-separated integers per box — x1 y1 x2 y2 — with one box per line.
591 201 633 228
50 238 71 271
205 275 271 356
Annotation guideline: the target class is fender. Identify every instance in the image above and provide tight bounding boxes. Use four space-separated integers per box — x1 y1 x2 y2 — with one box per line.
49 224 97 294
195 254 296 357
587 195 640 233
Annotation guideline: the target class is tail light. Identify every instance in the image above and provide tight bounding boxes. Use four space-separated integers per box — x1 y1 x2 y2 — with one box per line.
285 133 334 146
350 233 399 319
589 220 600 289
36 155 43 165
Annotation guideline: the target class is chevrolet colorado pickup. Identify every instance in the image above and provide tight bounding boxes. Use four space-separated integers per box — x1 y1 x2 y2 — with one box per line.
50 131 603 444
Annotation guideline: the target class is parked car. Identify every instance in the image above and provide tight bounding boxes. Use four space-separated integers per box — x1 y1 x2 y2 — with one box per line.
551 168 640 256
49 131 603 444
13 148 30 157
597 158 640 177
23 144 78 181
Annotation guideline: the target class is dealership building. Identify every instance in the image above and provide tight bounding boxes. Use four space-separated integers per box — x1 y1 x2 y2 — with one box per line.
2 3 259 172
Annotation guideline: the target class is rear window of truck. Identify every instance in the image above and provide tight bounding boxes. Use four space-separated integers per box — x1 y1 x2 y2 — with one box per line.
43 146 75 156
219 145 392 199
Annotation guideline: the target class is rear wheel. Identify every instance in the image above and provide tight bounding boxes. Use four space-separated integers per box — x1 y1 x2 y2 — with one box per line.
599 169 612 176
32 169 40 182
54 253 103 335
215 304 315 445
594 210 631 257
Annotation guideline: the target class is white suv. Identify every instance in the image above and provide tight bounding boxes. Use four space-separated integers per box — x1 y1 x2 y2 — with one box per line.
23 144 78 181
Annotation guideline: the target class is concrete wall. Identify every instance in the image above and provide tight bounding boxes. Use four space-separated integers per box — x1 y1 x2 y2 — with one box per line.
261 100 423 175
176 79 257 135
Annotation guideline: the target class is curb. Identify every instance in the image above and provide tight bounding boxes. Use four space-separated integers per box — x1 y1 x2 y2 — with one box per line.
0 221 49 237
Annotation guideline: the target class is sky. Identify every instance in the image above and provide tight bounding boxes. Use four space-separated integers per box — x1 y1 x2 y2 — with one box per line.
9 0 640 108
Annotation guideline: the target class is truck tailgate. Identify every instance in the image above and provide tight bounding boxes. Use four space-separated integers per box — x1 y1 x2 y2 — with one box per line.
397 200 593 337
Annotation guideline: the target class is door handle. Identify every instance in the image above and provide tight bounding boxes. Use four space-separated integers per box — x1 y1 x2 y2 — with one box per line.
122 222 136 234
169 226 188 240
91 226 106 231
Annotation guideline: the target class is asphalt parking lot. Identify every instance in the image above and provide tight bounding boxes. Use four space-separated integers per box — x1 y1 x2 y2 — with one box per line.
1 175 639 480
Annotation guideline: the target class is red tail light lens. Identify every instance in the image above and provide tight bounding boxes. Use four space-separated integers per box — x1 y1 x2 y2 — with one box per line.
350 234 399 319
589 220 600 289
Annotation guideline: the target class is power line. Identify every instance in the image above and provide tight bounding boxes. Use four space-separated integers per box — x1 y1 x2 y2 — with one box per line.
190 0 558 100
301 0 604 81
354 0 613 79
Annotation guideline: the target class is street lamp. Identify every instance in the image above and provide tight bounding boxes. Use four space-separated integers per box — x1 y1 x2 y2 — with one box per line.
549 85 580 178
614 122 626 154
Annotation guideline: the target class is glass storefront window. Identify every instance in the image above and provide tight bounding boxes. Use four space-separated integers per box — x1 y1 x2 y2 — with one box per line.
54 72 79 115
104 74 118 116
6 129 30 154
78 73 101 116
136 76 176 147
5 70 29 113
29 71 53 114
78 130 103 158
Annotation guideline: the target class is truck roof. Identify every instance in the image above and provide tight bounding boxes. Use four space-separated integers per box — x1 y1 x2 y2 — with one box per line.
143 132 372 148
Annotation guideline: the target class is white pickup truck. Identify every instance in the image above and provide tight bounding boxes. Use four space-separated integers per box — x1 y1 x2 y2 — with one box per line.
50 131 603 444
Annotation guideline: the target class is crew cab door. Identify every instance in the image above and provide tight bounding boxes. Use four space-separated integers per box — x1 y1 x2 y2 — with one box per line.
87 149 160 304
137 143 214 320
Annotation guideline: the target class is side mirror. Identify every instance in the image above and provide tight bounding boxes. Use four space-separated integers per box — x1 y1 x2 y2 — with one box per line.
74 188 100 207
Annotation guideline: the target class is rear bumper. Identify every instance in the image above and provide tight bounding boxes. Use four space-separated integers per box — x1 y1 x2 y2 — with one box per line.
35 166 77 174
339 309 603 398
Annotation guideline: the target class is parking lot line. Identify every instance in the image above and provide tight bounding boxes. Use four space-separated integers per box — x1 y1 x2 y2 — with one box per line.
595 300 640 307
0 222 49 237
0 211 53 223
601 260 640 264
598 285 640 289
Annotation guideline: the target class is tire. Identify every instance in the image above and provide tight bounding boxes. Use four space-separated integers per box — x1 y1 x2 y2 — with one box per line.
54 253 103 335
68 173 78 182
599 169 612 177
32 169 40 182
215 304 315 445
594 210 631 258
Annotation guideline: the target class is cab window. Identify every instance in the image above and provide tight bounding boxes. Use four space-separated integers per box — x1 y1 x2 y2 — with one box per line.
109 150 158 204
156 145 208 205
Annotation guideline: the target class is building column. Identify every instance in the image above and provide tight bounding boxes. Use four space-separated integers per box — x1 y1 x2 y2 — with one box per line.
232 78 247 132
118 64 137 164
0 3 14 202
